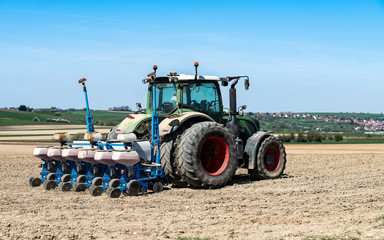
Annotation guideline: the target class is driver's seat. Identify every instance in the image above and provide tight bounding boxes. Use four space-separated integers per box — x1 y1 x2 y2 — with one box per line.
163 102 176 113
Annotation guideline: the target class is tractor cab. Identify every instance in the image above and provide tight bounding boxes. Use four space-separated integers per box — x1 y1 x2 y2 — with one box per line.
147 74 223 123
109 63 258 143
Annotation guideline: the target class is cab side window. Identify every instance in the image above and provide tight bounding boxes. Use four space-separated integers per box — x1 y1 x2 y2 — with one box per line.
182 82 220 115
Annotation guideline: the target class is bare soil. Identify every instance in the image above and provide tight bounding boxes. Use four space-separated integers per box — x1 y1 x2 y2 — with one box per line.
1 144 384 240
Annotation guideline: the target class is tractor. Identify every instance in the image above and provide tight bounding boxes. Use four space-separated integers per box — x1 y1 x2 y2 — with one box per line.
108 62 287 188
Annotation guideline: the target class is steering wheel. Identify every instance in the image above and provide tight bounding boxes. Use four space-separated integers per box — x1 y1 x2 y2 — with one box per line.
162 102 176 113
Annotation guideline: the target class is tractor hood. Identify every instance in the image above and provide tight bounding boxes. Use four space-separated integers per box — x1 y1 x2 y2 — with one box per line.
115 113 151 135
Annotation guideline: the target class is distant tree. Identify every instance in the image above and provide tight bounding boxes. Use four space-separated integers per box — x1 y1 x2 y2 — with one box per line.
290 132 295 141
314 132 322 142
278 134 292 142
307 129 316 142
334 134 343 142
297 132 307 142
109 106 132 111
274 125 281 133
95 120 104 126
18 105 27 111
321 133 328 140
105 120 116 126
328 135 334 140
292 126 300 132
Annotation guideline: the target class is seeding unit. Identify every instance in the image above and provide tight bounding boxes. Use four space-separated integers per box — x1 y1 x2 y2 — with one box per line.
29 76 168 198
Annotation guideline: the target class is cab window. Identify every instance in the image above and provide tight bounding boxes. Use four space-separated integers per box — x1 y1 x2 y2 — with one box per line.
182 82 220 116
148 83 177 114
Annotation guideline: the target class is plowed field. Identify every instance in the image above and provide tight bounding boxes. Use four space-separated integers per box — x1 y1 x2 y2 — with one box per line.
1 144 384 240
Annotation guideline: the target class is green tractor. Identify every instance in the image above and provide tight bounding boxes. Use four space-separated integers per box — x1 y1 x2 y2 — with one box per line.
108 63 286 188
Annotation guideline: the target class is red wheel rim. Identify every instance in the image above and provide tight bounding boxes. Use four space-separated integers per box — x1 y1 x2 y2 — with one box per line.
200 136 230 176
264 145 281 172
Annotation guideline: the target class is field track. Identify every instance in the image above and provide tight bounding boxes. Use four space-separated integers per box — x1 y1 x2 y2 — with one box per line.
1 144 384 239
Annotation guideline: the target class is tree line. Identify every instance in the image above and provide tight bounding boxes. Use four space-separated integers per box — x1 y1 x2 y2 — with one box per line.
278 129 344 143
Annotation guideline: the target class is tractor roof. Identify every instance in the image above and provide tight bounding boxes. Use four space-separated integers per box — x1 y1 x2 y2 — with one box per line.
177 74 220 81
155 74 221 82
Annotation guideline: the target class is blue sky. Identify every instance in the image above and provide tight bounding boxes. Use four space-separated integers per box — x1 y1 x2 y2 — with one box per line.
1 0 384 113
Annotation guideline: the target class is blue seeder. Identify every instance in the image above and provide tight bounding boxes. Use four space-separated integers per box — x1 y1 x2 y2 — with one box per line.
29 76 168 198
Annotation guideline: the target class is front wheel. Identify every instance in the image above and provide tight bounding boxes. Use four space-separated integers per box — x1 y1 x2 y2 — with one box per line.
249 136 286 180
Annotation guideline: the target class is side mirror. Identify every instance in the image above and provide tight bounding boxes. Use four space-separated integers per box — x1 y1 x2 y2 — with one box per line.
244 79 250 90
136 102 142 110
238 105 247 116
176 101 183 114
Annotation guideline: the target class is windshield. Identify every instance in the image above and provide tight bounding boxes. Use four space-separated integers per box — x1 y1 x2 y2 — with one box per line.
148 82 177 114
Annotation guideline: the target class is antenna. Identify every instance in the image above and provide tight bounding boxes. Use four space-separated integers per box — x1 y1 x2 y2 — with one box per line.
194 62 199 80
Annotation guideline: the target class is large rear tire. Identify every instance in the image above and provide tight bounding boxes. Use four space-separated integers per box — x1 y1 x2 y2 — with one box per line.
161 136 187 187
248 136 286 180
176 122 237 188
160 122 195 187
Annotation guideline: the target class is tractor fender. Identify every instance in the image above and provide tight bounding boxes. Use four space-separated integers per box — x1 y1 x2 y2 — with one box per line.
244 131 270 169
159 112 214 137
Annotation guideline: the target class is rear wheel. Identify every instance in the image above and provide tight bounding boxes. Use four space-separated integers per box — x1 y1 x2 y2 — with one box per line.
106 187 121 198
161 136 187 187
108 179 121 188
160 122 195 187
76 175 87 183
152 181 163 193
29 177 34 186
29 177 41 187
248 136 286 180
126 180 140 196
61 174 71 182
89 185 103 197
58 182 72 192
92 177 103 186
176 122 238 188
43 180 57 190
46 173 56 181
73 182 87 192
